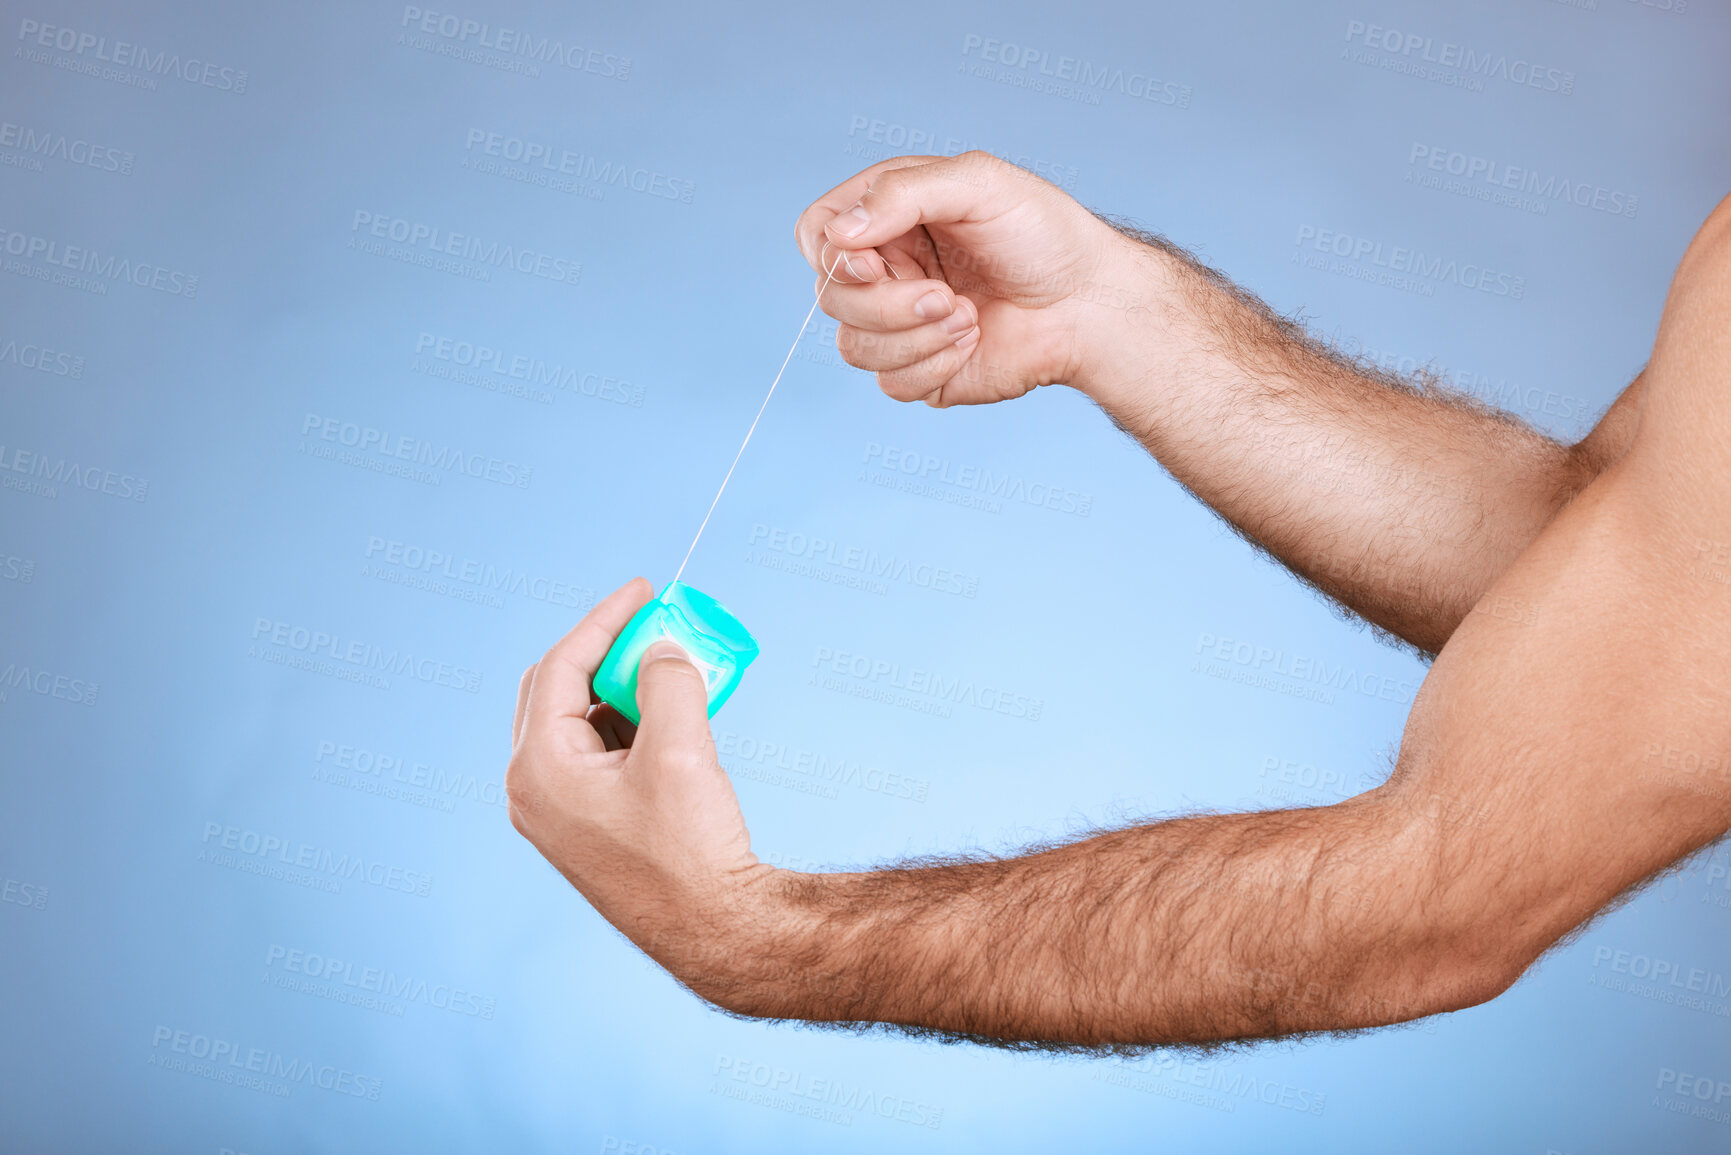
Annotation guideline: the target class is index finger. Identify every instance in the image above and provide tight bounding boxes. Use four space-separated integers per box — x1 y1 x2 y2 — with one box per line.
794 155 946 272
521 577 655 740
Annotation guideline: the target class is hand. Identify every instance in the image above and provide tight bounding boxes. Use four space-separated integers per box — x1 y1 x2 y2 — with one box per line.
794 151 1131 407
505 578 778 991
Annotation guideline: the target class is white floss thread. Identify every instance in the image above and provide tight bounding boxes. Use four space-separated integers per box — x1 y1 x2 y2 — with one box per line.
669 244 898 587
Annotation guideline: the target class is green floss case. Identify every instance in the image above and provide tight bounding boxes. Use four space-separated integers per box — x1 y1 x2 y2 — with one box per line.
592 582 760 726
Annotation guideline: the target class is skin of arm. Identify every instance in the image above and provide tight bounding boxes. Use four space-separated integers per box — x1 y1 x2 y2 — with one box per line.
507 197 1731 1048
791 151 1647 655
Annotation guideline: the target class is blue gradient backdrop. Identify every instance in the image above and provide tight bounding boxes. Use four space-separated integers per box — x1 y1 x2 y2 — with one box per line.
3 1 1730 1151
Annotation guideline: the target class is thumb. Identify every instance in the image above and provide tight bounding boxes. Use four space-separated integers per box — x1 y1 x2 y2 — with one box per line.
632 641 715 759
822 151 1021 251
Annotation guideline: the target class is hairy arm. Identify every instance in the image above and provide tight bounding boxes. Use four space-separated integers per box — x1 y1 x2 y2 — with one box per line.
511 173 1731 1051
797 152 1649 656
655 199 1731 1048
1073 219 1643 656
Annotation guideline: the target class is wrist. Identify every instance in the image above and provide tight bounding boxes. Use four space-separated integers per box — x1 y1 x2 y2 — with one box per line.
670 868 898 1024
653 865 816 1018
1062 225 1189 410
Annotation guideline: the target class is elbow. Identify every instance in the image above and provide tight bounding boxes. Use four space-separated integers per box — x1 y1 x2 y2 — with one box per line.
1342 959 1504 1029
1388 915 1543 1021
1417 952 1527 1018
1353 868 1539 1022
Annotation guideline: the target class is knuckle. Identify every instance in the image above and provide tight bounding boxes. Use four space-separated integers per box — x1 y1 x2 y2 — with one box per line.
663 748 716 777
868 169 909 201
504 755 542 807
835 325 874 367
879 370 933 403
958 149 1010 178
505 774 554 830
504 777 536 823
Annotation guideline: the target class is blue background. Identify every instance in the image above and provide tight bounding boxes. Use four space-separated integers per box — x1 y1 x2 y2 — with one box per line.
4 0 1730 1151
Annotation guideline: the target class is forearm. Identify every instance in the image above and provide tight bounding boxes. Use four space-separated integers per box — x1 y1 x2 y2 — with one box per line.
688 799 1489 1048
1070 222 1609 655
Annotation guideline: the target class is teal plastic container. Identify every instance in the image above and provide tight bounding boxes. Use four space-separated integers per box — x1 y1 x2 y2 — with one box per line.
592 582 760 725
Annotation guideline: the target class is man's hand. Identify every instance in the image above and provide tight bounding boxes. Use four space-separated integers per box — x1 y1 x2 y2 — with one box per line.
794 152 1127 407
506 578 778 993
804 151 1646 656
507 177 1731 1050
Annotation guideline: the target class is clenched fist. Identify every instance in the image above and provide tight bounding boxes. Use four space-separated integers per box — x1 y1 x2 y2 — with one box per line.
794 150 1144 408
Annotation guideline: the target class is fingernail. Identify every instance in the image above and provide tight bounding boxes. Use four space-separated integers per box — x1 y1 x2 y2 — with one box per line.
642 641 690 664
944 307 975 336
955 327 981 354
914 290 952 320
829 202 870 238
